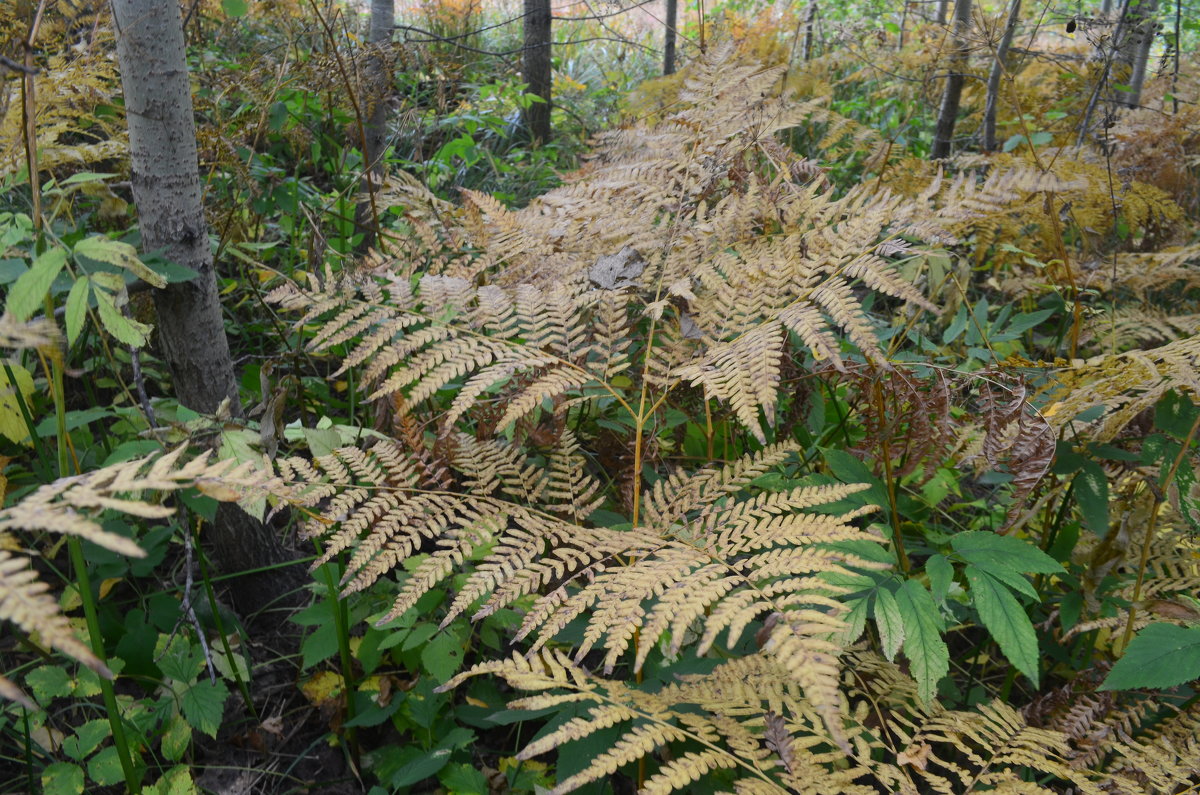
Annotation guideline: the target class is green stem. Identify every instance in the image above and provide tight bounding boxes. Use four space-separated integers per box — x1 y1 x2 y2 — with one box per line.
68 537 142 793
316 554 360 769
193 521 259 722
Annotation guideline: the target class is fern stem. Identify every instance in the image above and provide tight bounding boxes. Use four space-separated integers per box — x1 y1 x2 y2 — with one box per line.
68 537 143 793
1119 410 1200 652
874 382 909 573
316 556 361 769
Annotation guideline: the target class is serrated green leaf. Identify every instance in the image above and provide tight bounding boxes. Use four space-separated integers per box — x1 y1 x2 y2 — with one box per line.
64 277 90 346
157 635 204 682
6 247 66 321
874 587 904 661
965 559 1039 598
1074 461 1109 535
25 665 72 703
965 566 1040 686
838 596 869 645
87 746 124 786
180 679 229 739
1003 133 1027 152
145 766 198 795
161 712 191 761
93 285 152 347
895 579 948 704
951 531 1062 574
421 630 466 683
61 719 110 761
1100 623 1200 691
41 762 84 795
74 236 166 288
926 554 953 605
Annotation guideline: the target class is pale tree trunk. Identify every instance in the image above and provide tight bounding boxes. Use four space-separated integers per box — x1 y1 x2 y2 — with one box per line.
522 0 552 143
931 0 972 159
1123 0 1159 107
355 0 395 253
982 0 1022 151
937 0 950 24
663 0 678 75
111 0 297 616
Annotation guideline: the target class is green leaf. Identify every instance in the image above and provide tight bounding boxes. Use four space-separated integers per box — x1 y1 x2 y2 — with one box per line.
421 630 466 684
41 762 85 795
926 554 953 605
0 362 35 445
87 746 125 787
965 559 1038 598
64 277 90 346
1100 623 1200 690
61 719 110 760
157 635 204 682
74 236 166 288
965 566 1040 686
951 531 1062 574
874 587 904 661
894 579 948 704
93 286 152 347
440 762 489 794
1073 461 1109 535
180 678 230 739
145 766 198 795
222 0 249 16
161 712 192 761
6 246 67 321
25 665 73 703
1002 133 1027 153
1029 131 1053 146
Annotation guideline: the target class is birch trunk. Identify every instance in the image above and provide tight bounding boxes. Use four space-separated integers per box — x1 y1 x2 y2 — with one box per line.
355 0 395 253
112 0 297 615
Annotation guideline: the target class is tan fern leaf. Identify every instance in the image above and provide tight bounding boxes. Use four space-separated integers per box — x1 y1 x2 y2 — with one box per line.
0 313 61 353
0 548 108 675
1042 335 1200 442
0 673 35 710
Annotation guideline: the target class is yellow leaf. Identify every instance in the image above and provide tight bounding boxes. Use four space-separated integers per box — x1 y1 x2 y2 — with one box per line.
98 578 122 599
0 363 35 445
300 671 344 708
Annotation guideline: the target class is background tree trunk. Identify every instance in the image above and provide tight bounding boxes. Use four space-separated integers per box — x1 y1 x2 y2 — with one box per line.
1122 0 1159 107
982 0 1022 151
522 0 552 143
803 1 818 61
355 0 396 253
111 0 297 617
931 0 973 159
663 0 678 75
936 0 950 24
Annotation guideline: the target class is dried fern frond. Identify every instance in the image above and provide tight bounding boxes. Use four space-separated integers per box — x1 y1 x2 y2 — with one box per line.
439 649 881 795
0 313 61 353
0 448 275 680
1042 336 1200 442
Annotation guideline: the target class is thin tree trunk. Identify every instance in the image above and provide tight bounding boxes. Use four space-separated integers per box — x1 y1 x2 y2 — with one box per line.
803 1 818 61
937 0 950 24
982 0 1022 151
522 0 552 144
111 0 297 616
897 1 908 49
1124 0 1159 107
932 0 973 159
663 0 678 74
355 0 395 253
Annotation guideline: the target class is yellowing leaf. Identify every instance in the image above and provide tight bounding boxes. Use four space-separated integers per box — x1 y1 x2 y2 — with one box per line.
73 236 166 288
6 247 67 322
300 671 344 708
0 362 34 445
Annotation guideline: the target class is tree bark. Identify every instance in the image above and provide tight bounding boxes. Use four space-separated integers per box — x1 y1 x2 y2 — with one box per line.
355 0 396 253
931 0 973 159
111 0 297 617
663 0 678 75
1122 0 1159 107
522 0 552 144
936 0 950 24
982 0 1022 151
803 1 818 61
